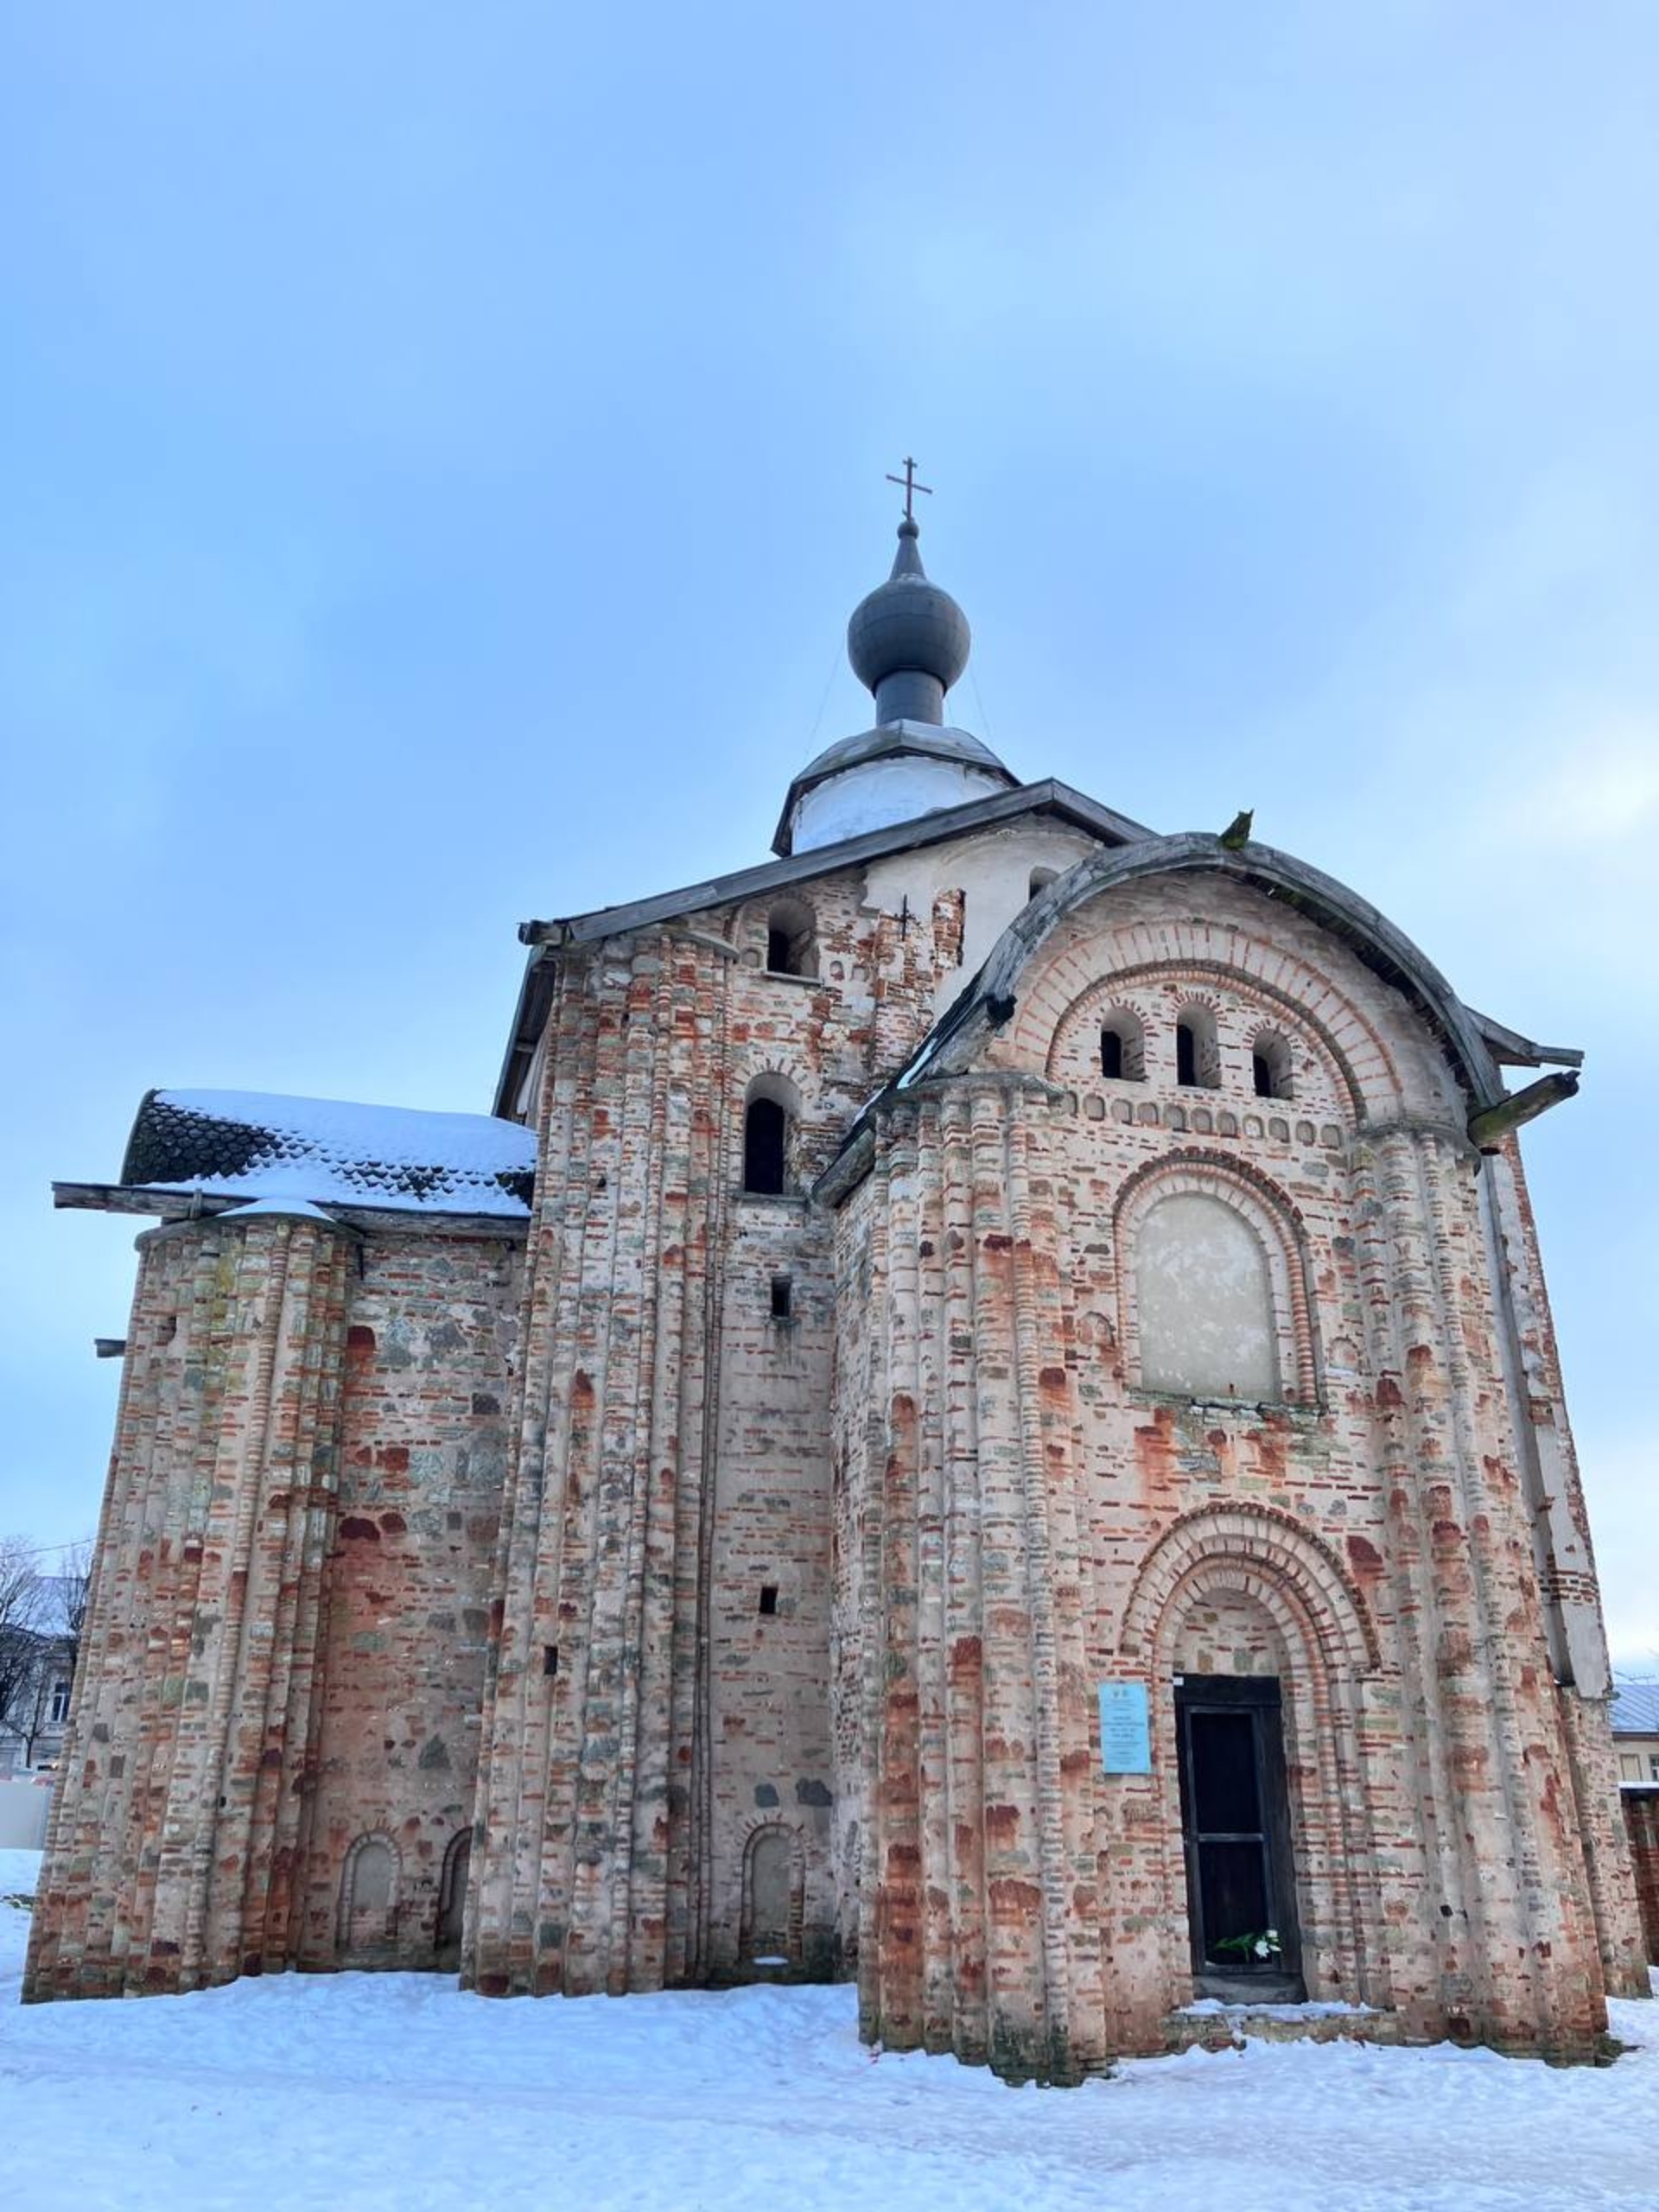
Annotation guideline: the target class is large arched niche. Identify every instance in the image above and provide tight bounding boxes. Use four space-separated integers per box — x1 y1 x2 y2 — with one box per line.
1137 1193 1279 1401
1116 1505 1386 2012
1115 1154 1320 1407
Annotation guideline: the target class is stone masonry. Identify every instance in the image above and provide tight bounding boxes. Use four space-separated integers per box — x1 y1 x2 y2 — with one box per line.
25 518 1645 2079
1625 1791 1659 1965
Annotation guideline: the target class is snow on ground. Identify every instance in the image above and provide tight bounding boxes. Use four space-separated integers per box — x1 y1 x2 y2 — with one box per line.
1 1852 1655 2212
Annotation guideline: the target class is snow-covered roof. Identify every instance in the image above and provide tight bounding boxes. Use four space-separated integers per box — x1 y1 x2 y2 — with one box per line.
1611 1681 1659 1736
119 1089 536 1217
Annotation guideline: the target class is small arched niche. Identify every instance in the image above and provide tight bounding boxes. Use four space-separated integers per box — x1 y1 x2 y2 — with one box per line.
1028 866 1059 901
1252 1030 1294 1101
1175 1005 1221 1090
1136 1192 1279 1400
741 1821 802 1964
766 898 818 978
1100 1007 1147 1082
742 1073 801 1197
338 1832 398 1957
435 1830 471 1965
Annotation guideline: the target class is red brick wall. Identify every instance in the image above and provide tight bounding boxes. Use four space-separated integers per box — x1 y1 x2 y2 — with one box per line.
24 1212 521 1998
838 869 1630 2075
1624 1790 1659 1964
30 817 1641 2086
468 823 1096 1999
296 1231 520 1968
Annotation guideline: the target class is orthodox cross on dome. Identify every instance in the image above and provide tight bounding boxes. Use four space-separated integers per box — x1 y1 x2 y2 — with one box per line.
885 455 933 522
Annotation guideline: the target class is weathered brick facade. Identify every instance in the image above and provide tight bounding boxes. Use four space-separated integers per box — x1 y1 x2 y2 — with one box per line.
1625 1790 1659 1965
828 863 1643 2075
25 1211 521 1997
23 524 1646 2074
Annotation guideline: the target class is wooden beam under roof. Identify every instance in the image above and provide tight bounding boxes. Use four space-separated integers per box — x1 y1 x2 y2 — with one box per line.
52 1183 531 1243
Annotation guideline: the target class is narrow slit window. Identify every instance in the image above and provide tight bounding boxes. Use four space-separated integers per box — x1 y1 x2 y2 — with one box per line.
1252 1033 1293 1100
543 1644 559 1677
770 1275 792 1320
1099 1010 1146 1082
759 1585 779 1618
1176 1007 1220 1089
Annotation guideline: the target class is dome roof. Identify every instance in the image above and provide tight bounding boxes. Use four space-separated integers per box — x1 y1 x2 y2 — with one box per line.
772 506 1016 855
791 718 1009 791
847 518 971 697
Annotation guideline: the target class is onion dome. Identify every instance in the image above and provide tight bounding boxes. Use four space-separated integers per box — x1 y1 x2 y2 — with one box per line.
772 512 1016 855
846 517 972 727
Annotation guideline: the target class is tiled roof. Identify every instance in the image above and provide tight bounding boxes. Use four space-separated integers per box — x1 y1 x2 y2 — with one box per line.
1611 1681 1659 1736
121 1089 536 1217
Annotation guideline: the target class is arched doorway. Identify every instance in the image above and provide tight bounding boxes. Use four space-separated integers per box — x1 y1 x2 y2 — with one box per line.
1117 1503 1384 2014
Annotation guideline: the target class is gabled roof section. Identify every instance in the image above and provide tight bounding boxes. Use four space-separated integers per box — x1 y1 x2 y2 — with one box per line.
495 778 1156 1115
518 779 1154 950
925 835 1507 1102
108 1088 537 1217
815 833 1526 1205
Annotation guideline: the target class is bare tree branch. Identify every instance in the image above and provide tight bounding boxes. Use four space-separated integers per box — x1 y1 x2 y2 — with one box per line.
0 1536 47 1740
59 1538 93 1658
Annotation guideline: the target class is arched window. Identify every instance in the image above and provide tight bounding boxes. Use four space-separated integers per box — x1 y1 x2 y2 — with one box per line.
1100 1008 1146 1082
744 1099 787 1193
1136 1192 1279 1400
765 898 817 978
742 1073 802 1198
1175 1006 1220 1089
1252 1030 1294 1100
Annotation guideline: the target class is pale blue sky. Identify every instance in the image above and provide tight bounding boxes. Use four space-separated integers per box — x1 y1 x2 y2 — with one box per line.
3 5 1655 1656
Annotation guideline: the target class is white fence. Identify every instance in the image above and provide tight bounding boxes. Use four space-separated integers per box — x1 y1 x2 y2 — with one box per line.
0 1778 52 1850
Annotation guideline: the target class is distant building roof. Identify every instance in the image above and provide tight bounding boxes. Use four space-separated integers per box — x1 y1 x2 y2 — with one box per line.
118 1089 536 1217
1611 1681 1659 1735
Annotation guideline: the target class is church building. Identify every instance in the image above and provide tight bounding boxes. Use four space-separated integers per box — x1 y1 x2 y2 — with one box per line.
26 493 1647 2079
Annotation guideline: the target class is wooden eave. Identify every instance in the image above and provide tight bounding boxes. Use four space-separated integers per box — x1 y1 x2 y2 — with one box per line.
1468 1011 1585 1071
52 1182 531 1243
517 779 1154 950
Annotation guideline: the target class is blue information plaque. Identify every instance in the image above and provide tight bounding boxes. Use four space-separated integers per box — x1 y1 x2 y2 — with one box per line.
1097 1680 1152 1775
